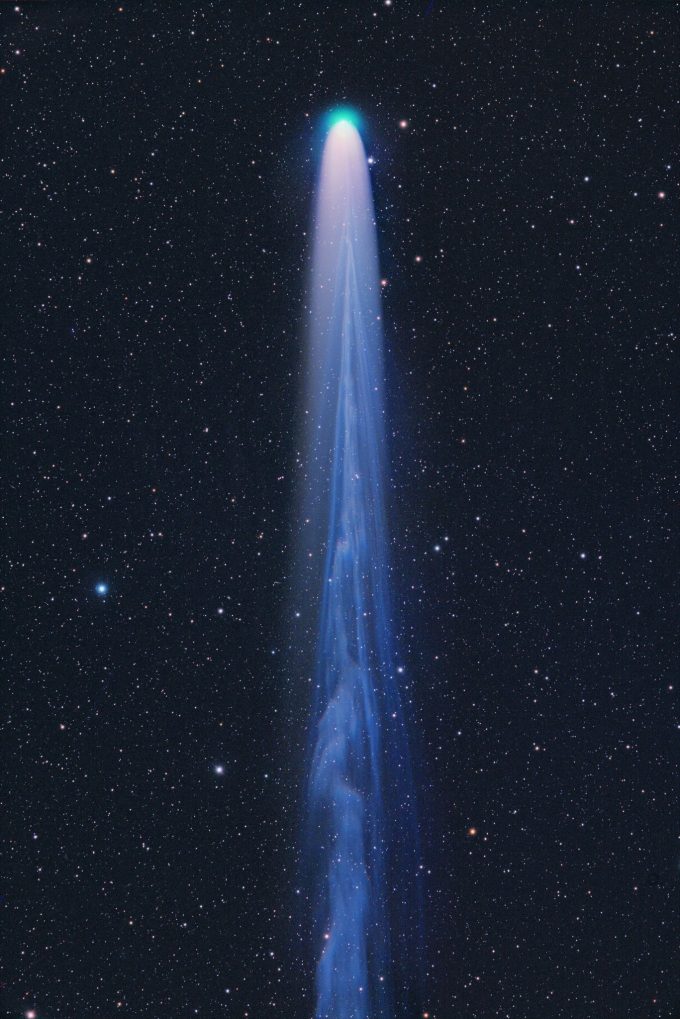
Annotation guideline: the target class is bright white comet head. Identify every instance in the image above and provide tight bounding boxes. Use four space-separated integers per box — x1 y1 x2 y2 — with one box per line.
317 116 372 222
306 113 383 415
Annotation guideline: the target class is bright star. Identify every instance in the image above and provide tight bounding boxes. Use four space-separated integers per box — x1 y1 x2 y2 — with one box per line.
214 765 224 775
95 582 108 596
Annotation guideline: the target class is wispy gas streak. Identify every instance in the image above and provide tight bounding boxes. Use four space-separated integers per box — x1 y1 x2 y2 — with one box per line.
302 120 420 1019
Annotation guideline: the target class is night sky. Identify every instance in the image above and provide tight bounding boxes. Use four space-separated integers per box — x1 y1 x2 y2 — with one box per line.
4 4 679 1019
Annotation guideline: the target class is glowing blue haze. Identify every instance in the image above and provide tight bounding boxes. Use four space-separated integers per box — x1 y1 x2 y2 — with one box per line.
302 119 420 1019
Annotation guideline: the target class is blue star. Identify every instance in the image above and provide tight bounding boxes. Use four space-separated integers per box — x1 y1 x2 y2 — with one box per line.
95 582 109 596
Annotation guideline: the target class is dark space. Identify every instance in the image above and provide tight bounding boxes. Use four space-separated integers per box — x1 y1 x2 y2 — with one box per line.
4 4 678 1018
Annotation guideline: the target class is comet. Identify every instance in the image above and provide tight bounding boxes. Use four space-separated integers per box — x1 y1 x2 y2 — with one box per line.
299 113 422 1019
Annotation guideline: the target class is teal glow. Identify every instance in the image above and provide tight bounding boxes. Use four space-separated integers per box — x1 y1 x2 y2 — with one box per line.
326 107 362 132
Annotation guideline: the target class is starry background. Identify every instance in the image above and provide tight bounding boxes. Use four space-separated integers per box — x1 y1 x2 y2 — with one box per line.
4 3 679 1018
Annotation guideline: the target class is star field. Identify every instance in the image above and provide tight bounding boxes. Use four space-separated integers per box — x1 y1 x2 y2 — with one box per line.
3 4 679 1019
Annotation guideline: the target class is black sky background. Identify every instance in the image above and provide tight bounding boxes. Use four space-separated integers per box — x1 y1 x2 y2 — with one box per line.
4 4 679 1019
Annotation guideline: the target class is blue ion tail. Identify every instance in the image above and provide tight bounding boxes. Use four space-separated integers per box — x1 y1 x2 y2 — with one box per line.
300 118 422 1019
